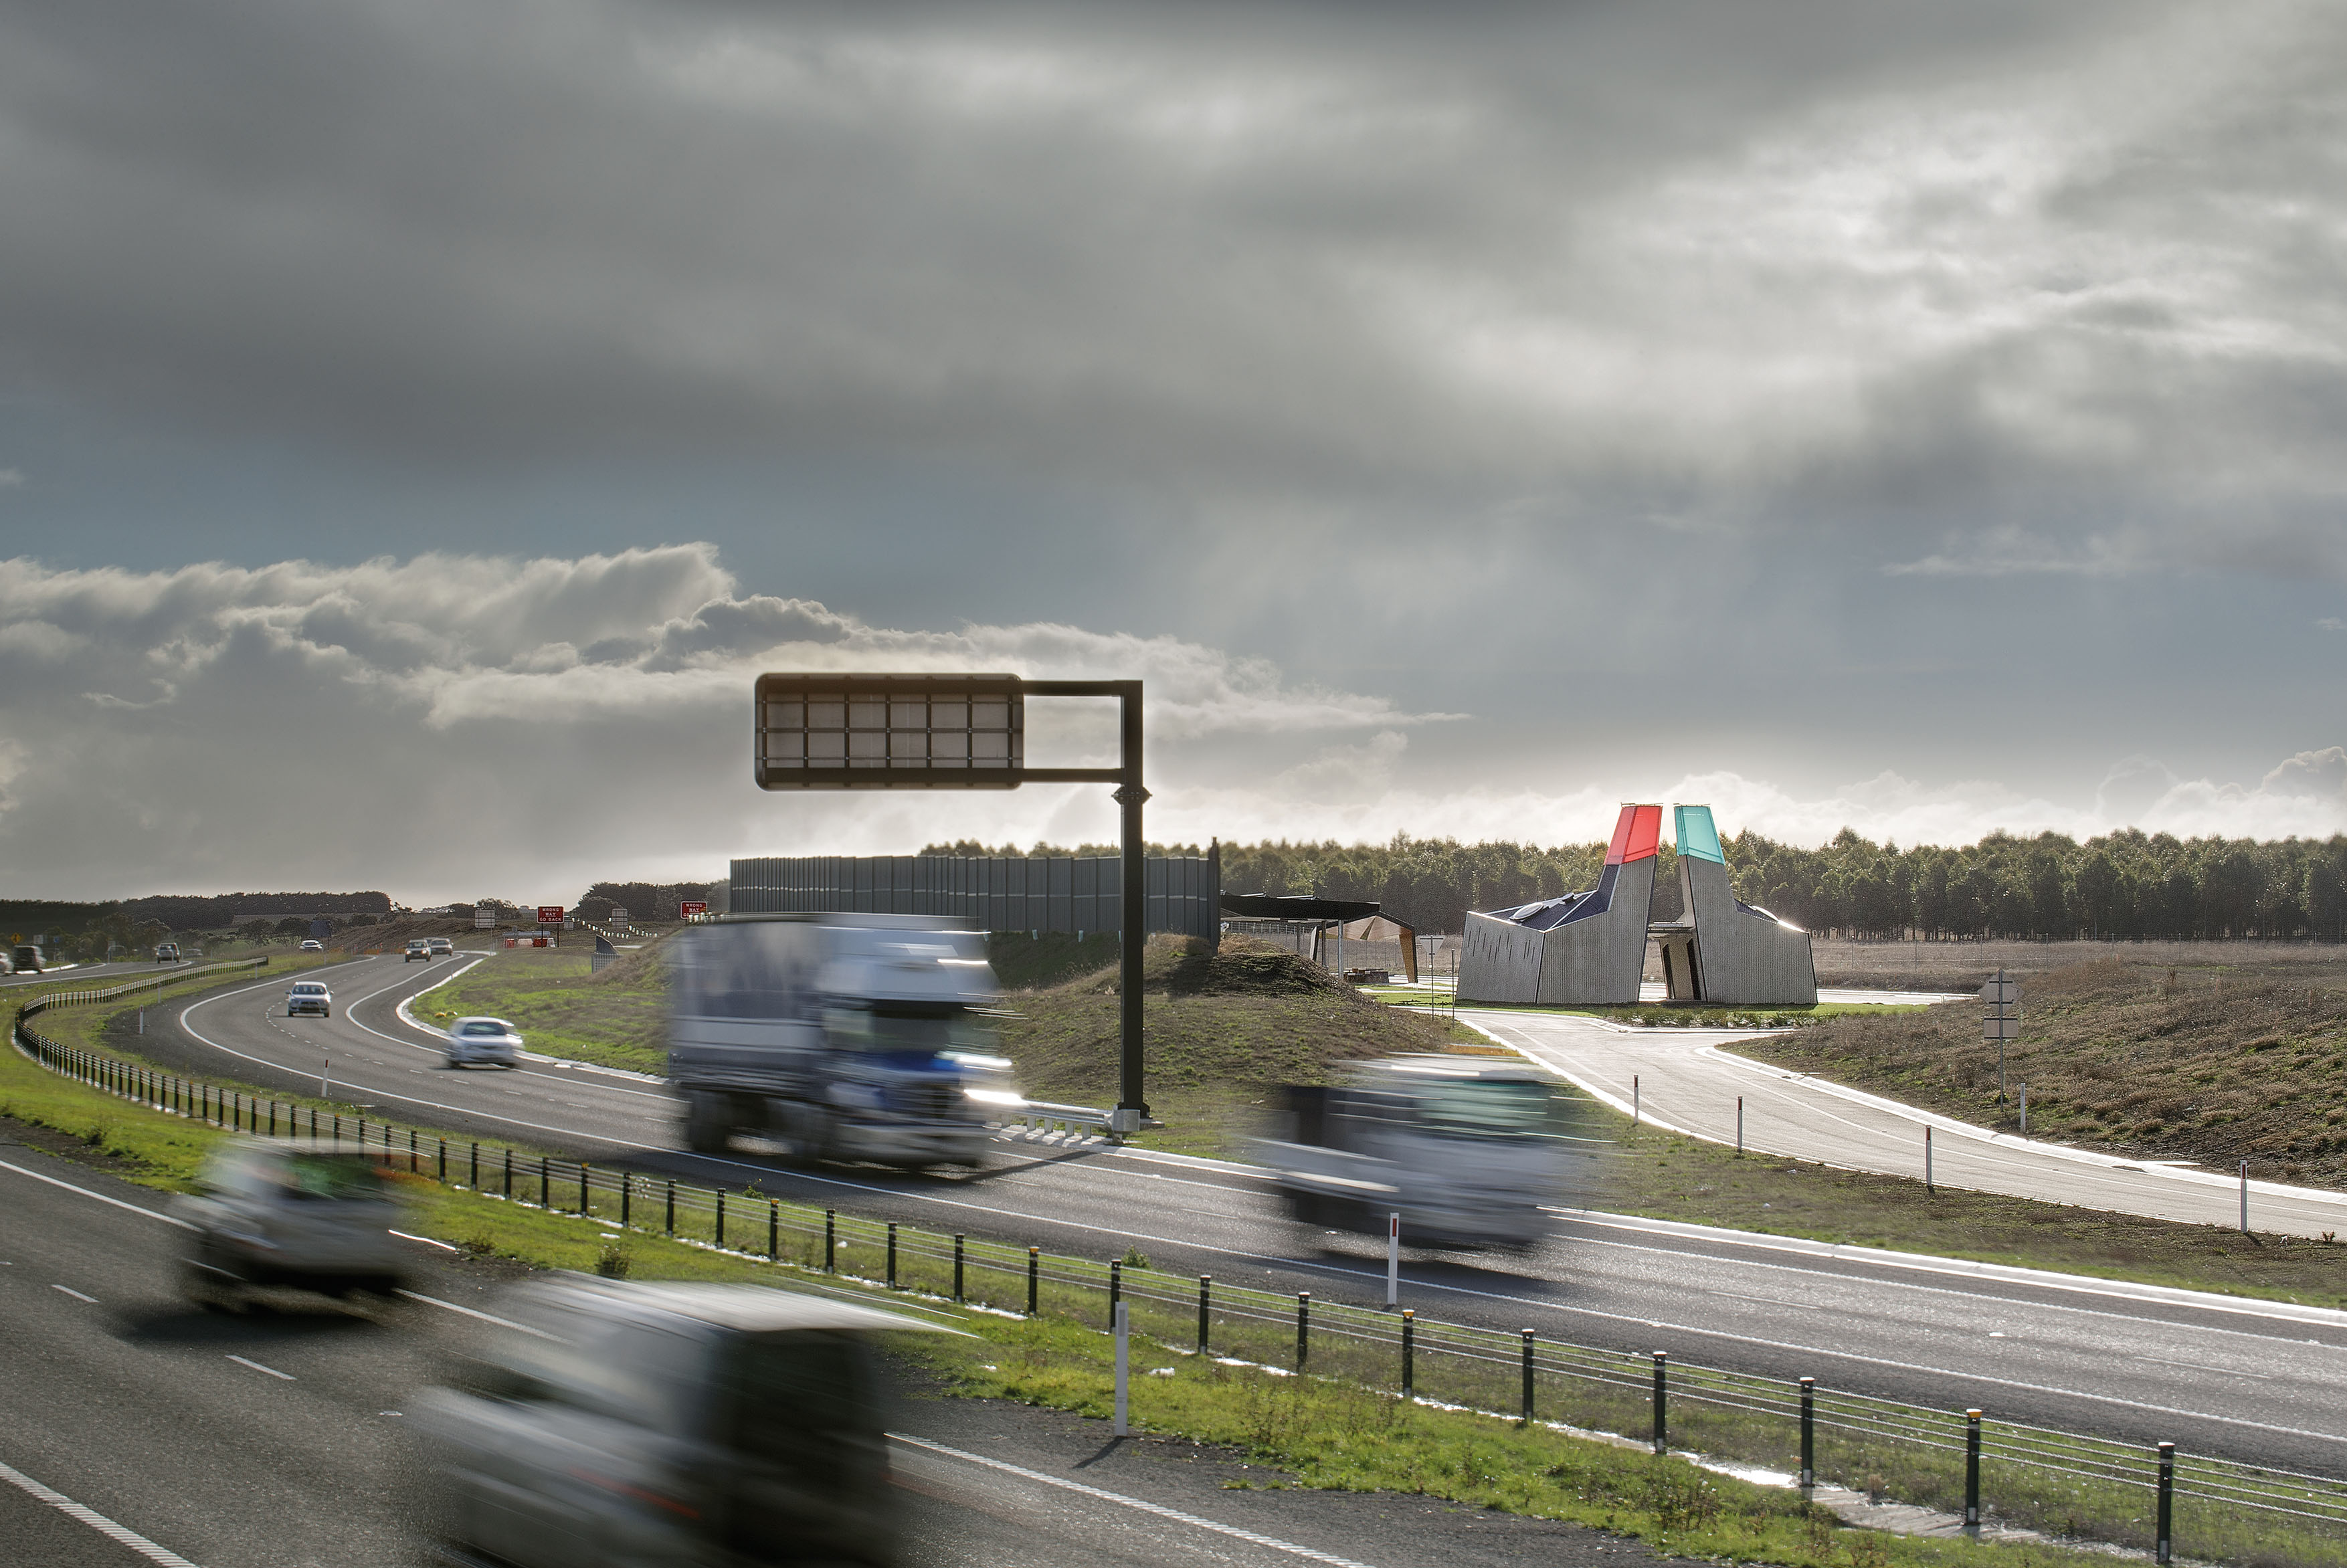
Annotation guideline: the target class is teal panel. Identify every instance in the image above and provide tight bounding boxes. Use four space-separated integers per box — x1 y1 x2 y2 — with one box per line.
1674 805 1725 864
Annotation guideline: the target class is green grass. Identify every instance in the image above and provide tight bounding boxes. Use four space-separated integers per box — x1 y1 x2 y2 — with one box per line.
413 943 667 1074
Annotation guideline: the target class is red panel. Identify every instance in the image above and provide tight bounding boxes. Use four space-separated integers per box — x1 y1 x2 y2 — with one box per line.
1610 803 1663 864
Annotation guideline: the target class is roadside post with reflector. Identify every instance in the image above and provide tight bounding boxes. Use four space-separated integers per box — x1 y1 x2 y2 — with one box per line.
1981 969 2020 1102
754 672 1151 1132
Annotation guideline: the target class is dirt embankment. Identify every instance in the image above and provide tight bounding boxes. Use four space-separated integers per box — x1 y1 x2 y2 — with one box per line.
1741 957 2347 1185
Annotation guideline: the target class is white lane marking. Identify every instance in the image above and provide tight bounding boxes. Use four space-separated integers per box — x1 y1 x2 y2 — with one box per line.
0 1455 204 1567
389 1229 460 1252
50 1284 96 1303
226 1354 295 1381
2135 1355 2269 1381
0 1159 194 1229
889 1434 1380 1568
395 1289 558 1339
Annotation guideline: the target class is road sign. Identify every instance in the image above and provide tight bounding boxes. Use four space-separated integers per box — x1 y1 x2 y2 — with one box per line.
473 908 496 928
755 673 1024 789
1980 978 2019 1008
537 906 565 926
678 900 708 918
1983 1016 2021 1040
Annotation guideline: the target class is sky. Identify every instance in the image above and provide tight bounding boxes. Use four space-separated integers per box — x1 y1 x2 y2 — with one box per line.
1 0 2344 904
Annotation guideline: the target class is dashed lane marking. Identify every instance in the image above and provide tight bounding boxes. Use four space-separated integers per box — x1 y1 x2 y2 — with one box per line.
226 1355 294 1381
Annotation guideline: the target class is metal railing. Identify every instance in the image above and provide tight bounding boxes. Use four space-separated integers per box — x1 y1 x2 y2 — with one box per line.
12 1007 2347 1567
21 956 272 1012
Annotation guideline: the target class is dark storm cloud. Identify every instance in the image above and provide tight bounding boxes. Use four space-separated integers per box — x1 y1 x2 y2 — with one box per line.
11 0 2333 574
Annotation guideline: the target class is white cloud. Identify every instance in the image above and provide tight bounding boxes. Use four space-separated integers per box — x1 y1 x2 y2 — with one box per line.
0 468 22 488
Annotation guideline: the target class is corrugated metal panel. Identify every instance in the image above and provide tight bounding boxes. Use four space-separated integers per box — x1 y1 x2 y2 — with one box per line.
729 852 1220 939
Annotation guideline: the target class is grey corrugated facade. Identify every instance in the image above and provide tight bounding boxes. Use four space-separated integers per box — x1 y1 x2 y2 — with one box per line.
729 852 1220 940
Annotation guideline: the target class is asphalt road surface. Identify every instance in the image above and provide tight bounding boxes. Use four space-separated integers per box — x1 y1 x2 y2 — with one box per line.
88 954 2347 1482
0 1147 1683 1568
1466 1008 2347 1240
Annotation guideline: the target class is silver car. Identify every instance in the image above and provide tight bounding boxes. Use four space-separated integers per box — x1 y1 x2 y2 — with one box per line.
414 1279 927 1568
173 1141 409 1305
445 1015 523 1069
287 978 333 1017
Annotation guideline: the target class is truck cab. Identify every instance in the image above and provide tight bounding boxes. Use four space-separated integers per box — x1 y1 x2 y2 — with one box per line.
668 914 1012 1168
1253 1056 1592 1250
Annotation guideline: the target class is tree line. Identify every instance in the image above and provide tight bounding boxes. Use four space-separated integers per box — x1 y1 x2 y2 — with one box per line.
925 831 2347 941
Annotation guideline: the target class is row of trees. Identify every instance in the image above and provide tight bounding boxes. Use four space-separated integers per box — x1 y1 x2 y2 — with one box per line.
1214 829 2347 941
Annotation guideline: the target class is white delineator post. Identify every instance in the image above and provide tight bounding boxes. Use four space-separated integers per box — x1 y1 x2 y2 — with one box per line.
1386 1212 1400 1308
1925 1125 1934 1192
2239 1161 2249 1235
1632 1074 1640 1126
2019 1082 2027 1135
1113 1302 1130 1436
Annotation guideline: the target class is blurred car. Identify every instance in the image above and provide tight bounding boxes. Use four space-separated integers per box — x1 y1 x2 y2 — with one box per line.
445 1015 522 1069
155 941 181 964
173 1141 409 1306
287 979 333 1017
406 939 432 963
9 944 43 974
428 936 454 957
414 1278 927 1568
298 938 324 952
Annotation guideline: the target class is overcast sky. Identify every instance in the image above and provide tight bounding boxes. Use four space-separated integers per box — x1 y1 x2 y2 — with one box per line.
1 0 2343 904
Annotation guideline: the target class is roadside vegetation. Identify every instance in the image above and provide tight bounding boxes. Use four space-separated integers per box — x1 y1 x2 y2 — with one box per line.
1738 958 2347 1189
415 941 668 1075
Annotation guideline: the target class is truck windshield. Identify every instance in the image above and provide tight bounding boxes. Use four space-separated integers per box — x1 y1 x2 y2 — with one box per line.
824 1005 996 1054
1410 1080 1556 1141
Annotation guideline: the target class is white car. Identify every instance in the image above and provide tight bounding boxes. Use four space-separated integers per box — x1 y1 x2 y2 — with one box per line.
427 937 454 957
298 938 324 952
287 979 333 1017
444 1016 521 1069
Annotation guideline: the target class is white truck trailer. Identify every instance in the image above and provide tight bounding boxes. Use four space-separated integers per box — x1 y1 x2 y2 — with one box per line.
667 913 1016 1167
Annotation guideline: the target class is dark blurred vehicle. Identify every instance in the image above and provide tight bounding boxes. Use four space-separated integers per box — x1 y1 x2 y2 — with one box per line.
415 1278 930 1568
10 943 44 973
1252 1055 1594 1249
173 1141 409 1306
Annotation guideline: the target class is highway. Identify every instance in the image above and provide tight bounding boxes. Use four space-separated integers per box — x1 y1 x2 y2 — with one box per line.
0 1149 1649 1568
90 953 2347 1482
1467 1008 2347 1240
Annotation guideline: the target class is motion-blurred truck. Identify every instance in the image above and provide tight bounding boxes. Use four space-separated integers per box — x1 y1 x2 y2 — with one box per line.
1253 1056 1590 1250
667 914 1016 1167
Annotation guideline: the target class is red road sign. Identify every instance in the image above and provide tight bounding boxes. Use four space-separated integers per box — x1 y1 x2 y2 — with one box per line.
678 900 709 918
537 906 565 925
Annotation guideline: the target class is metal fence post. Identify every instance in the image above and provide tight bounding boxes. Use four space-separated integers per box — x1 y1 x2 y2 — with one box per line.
356 1112 364 1146
716 1190 726 1248
665 1179 675 1237
1736 1095 1744 1155
335 1113 342 1151
468 1141 478 1188
769 1200 779 1261
1799 1377 1816 1489
539 1155 549 1209
438 1137 446 1183
1296 1292 1311 1372
1521 1330 1536 1423
270 1101 278 1138
1651 1352 1668 1454
886 1222 898 1288
825 1209 836 1271
621 1175 630 1229
579 1161 589 1214
411 1128 419 1173
1965 1409 1982 1535
953 1234 965 1302
504 1147 512 1197
1400 1309 1415 1397
1027 1246 1038 1314
2156 1442 2174 1565
1198 1276 1212 1354
1109 1260 1121 1322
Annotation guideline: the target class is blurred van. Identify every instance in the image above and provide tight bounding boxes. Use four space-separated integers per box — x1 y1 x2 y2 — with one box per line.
416 1278 928 1567
173 1141 409 1305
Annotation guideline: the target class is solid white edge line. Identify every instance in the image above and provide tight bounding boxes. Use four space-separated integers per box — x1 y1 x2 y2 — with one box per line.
0 1455 204 1567
0 1158 193 1228
225 1354 294 1381
395 1289 558 1338
888 1434 1380 1568
389 1229 461 1252
51 1284 96 1302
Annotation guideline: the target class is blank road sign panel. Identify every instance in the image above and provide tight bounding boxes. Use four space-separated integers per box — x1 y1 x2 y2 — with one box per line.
1981 980 2019 1006
1984 1017 2021 1040
756 674 1024 789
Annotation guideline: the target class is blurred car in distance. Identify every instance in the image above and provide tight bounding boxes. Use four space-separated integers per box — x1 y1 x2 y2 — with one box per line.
298 938 324 952
9 944 43 973
446 1015 523 1069
287 979 333 1017
415 1278 928 1568
155 941 181 964
173 1141 409 1307
428 936 454 957
406 939 432 962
